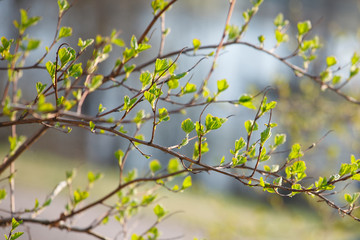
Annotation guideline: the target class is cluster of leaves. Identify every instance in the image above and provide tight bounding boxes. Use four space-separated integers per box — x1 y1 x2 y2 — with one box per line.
1 0 360 239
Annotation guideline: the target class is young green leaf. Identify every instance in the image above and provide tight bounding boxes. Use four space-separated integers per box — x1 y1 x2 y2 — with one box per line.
326 56 337 67
181 118 195 134
0 189 6 201
89 121 95 132
182 175 192 189
288 143 304 160
58 26 72 40
69 63 83 78
168 158 181 173
297 20 312 36
78 38 94 51
153 204 166 220
114 149 124 166
182 83 197 94
158 108 170 122
58 0 70 14
260 127 271 144
217 79 229 93
205 114 227 131
150 159 162 173
244 120 258 134
86 75 103 92
193 38 201 53
155 58 170 73
238 94 256 109
139 71 152 88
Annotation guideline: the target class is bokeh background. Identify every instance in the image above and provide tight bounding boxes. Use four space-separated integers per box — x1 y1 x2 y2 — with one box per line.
1 0 360 239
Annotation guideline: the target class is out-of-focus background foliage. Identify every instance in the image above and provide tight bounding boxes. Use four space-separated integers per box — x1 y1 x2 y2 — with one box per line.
1 0 360 239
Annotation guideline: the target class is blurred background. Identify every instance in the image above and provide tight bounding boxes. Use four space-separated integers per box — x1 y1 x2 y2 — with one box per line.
1 0 360 239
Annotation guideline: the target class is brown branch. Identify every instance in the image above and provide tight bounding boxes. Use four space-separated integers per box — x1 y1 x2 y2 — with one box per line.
0 126 48 175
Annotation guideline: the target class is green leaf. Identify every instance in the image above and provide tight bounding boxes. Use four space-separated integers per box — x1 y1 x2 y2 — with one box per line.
69 63 83 78
17 9 41 34
58 47 75 67
273 176 282 186
112 38 125 47
326 56 337 67
168 158 181 173
37 94 55 112
139 71 152 88
244 120 258 134
114 149 124 166
11 218 22 230
351 52 360 65
217 79 229 93
130 35 138 50
88 171 102 183
73 189 89 204
153 204 166 220
144 91 156 108
0 189 6 201
151 0 169 15
258 35 265 44
35 82 47 95
58 26 72 40
182 175 192 189
123 95 137 111
226 24 240 41
332 75 341 85
86 75 103 92
133 110 145 124
344 193 353 204
297 20 312 35
45 61 56 83
350 65 359 78
288 144 303 160
78 38 94 51
10 232 23 240
275 29 289 44
274 133 286 146
137 43 151 52
320 69 332 82
24 39 41 51
260 127 271 144
274 13 285 27
238 94 256 109
155 58 170 73
235 137 246 151
193 141 209 159
89 121 95 132
58 0 70 13
122 48 136 62
141 194 156 205
167 79 179 89
182 83 197 94
205 114 226 131
193 38 201 53
150 160 162 173
159 108 170 122
181 118 195 134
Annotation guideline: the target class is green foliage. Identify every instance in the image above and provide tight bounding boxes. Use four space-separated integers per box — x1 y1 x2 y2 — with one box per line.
238 94 256 109
14 9 41 35
192 38 201 53
150 159 162 173
58 26 72 40
2 1 360 239
288 143 303 160
4 218 23 240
